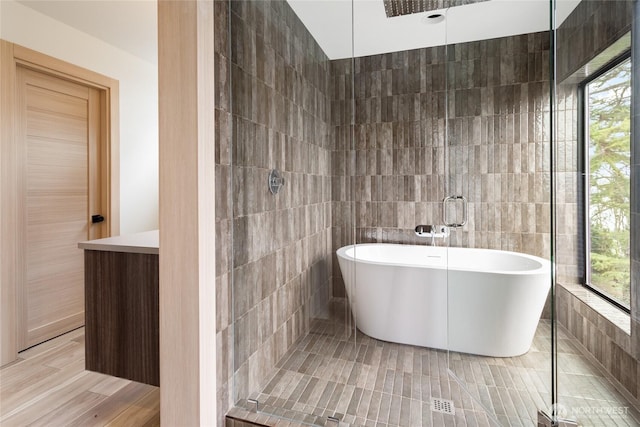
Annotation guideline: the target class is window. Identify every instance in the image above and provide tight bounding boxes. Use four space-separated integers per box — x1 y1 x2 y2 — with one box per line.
583 54 631 312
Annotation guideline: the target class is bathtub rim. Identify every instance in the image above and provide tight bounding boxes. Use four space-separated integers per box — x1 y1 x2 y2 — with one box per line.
336 243 550 276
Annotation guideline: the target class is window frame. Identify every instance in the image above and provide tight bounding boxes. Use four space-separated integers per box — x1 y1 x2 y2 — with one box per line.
579 51 632 314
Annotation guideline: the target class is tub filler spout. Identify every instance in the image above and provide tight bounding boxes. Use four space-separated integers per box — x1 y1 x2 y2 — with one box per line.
415 224 449 245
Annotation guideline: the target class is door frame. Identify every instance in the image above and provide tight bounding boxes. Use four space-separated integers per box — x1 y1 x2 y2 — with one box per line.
0 40 119 366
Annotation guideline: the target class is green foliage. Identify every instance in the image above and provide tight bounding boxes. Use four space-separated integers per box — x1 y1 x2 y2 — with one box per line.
587 59 631 307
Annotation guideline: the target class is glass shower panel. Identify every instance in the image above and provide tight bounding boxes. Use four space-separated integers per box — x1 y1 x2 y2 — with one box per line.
229 0 355 424
342 3 452 426
553 0 640 425
444 2 555 425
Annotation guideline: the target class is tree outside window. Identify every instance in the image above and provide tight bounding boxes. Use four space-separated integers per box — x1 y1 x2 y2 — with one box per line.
586 57 631 309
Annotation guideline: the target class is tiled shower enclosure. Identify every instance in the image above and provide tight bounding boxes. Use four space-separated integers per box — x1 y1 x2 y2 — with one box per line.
214 0 640 425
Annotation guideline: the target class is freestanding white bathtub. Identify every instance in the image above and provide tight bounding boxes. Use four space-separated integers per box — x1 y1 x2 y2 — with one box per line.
336 243 550 357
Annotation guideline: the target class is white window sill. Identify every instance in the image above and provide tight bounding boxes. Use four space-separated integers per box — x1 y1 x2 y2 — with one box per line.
558 282 631 335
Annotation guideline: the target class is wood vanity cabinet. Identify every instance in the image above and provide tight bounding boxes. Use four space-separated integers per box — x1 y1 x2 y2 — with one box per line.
80 231 159 386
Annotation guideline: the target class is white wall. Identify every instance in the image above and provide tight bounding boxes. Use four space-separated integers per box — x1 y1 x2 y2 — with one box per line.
0 0 159 234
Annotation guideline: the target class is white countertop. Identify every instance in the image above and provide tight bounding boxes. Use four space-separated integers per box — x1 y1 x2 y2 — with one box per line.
78 230 159 255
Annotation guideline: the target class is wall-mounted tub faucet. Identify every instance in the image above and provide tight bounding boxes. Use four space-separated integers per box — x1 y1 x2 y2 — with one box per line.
415 224 449 245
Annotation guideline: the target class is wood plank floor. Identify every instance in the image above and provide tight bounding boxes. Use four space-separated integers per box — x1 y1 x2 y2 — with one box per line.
0 327 160 426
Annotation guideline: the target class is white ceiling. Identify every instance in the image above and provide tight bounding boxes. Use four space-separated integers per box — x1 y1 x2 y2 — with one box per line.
16 0 158 63
289 0 581 59
16 0 580 63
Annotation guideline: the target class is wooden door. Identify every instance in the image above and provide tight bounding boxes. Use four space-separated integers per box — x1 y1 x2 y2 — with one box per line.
16 66 106 350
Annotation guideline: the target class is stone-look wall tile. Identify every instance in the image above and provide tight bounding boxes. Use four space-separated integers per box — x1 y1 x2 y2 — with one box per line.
557 0 634 82
554 0 639 404
218 1 640 423
331 32 552 297
215 1 234 425
228 0 333 410
558 287 633 399
330 58 355 298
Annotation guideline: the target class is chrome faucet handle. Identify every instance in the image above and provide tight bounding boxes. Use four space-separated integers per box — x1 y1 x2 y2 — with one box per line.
434 225 449 237
415 225 449 245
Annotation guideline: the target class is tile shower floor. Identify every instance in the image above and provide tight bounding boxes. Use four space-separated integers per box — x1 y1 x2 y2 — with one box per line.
241 305 640 426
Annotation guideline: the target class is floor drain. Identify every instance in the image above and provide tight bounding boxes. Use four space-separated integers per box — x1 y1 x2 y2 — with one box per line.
326 414 341 425
431 397 455 415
